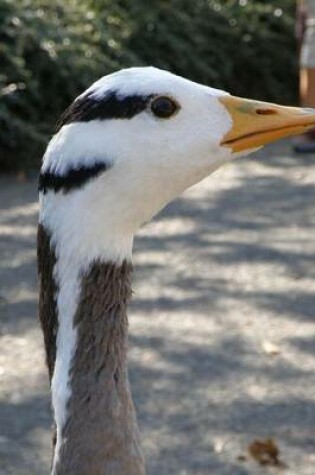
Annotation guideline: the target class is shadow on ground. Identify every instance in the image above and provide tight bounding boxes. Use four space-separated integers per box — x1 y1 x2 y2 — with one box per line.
0 142 314 474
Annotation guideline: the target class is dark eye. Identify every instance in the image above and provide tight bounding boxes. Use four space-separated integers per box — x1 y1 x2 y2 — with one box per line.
151 96 179 119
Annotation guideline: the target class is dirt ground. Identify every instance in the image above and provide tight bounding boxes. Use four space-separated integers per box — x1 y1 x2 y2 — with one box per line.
0 140 314 475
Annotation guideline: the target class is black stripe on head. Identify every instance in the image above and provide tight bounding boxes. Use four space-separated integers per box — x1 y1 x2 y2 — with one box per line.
39 162 110 194
56 91 151 131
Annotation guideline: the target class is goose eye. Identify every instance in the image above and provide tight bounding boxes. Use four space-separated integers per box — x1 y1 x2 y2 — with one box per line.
151 96 179 119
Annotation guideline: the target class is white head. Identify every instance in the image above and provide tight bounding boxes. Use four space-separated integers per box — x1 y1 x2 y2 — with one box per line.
39 66 315 263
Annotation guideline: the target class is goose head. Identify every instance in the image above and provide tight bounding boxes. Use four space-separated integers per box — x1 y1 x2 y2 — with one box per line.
39 66 315 262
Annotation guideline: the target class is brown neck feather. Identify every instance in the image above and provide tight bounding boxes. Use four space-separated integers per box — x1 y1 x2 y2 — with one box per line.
38 225 145 474
56 261 145 474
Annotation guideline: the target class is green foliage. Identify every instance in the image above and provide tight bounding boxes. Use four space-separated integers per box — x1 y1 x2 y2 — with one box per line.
0 0 298 171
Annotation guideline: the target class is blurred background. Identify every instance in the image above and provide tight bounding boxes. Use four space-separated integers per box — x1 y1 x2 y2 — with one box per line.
1 1 315 475
0 0 297 172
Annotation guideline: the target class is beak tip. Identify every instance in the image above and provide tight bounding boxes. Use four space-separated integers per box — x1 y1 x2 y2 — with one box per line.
302 108 315 124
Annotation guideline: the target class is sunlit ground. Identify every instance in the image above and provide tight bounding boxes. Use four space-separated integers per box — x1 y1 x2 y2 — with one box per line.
0 140 314 474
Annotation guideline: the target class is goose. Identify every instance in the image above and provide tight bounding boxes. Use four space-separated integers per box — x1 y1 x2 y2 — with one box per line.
37 66 315 475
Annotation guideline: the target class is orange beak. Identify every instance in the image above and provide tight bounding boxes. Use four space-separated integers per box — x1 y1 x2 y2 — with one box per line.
219 95 315 152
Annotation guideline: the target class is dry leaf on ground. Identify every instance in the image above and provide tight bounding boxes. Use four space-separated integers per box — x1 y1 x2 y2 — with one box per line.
248 438 286 467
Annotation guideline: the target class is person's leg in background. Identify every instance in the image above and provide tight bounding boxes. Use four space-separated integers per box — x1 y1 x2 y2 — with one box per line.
294 1 315 152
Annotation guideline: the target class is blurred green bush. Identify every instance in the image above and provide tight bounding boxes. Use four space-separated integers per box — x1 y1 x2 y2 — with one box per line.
0 0 297 171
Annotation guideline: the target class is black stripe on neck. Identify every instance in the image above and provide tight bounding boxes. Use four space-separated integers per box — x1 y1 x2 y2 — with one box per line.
39 162 109 194
37 224 58 382
56 91 150 131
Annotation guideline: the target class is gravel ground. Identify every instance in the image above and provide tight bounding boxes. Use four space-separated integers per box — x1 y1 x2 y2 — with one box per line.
0 141 314 475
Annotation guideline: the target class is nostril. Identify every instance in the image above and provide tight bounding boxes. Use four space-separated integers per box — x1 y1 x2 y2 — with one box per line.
256 108 277 115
